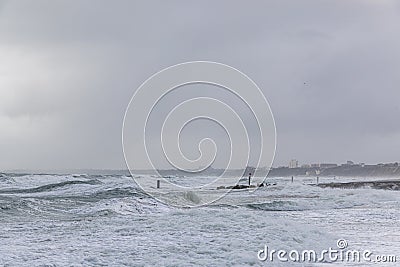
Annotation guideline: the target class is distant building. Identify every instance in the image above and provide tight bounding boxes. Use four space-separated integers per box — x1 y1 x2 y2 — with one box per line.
310 163 337 168
301 164 310 168
288 159 298 169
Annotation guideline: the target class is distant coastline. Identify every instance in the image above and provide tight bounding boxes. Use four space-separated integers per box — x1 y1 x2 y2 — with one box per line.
154 162 400 178
3 162 400 178
268 162 400 177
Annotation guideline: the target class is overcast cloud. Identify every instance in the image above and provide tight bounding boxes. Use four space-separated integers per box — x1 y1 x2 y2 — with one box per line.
0 0 399 170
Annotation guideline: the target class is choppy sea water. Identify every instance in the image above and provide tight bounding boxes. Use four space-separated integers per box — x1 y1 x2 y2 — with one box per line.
0 173 399 266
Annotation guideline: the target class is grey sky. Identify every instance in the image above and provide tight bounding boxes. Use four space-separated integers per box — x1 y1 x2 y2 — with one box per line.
0 0 399 170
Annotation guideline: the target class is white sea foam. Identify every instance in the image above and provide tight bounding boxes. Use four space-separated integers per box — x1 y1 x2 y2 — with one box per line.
0 174 399 266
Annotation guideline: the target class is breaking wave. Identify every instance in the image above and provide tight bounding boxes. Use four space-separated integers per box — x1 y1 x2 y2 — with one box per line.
1 173 399 219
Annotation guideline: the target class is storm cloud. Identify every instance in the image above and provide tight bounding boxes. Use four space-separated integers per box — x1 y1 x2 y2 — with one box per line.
0 0 399 170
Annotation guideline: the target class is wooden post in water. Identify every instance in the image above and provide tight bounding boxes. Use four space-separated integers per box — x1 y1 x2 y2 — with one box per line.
291 176 294 183
157 180 160 189
316 176 319 184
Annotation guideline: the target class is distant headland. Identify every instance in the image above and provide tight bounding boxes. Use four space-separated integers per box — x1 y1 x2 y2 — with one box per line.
155 161 400 178
3 161 400 177
268 161 400 177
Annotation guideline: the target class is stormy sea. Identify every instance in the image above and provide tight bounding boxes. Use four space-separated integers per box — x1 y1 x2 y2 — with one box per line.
0 173 399 266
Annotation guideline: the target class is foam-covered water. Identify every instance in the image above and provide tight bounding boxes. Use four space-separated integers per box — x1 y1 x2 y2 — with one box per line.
0 173 399 266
